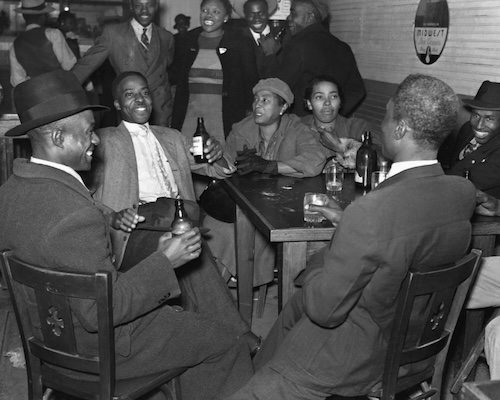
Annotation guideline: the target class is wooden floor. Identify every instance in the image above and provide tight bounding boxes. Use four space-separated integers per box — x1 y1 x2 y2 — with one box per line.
0 280 487 400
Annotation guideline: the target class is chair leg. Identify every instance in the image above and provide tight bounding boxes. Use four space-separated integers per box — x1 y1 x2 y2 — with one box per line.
450 333 485 394
255 284 268 318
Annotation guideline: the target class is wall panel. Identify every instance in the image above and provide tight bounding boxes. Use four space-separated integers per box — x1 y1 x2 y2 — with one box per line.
329 0 500 97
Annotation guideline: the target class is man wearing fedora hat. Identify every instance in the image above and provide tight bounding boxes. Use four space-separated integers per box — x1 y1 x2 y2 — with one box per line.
9 0 77 87
72 0 175 127
0 70 254 400
446 81 500 198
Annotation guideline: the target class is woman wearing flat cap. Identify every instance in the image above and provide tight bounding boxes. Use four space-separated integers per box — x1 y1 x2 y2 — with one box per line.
225 77 325 177
208 78 325 288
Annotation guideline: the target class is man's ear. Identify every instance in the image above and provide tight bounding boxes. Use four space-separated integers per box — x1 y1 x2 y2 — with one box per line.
114 99 121 111
394 119 409 140
51 128 64 149
280 103 289 115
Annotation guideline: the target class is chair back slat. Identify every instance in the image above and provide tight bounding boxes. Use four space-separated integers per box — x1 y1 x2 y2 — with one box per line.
379 249 482 400
0 250 115 398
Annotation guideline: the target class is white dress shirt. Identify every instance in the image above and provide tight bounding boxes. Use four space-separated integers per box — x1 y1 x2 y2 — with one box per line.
124 121 179 203
386 160 438 179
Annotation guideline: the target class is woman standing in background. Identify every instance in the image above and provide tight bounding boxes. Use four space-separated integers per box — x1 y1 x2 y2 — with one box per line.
171 0 259 144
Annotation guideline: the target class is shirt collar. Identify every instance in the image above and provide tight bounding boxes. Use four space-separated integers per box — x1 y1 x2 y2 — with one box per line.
386 160 438 179
123 120 151 136
26 23 42 31
131 18 152 37
30 157 87 188
249 25 271 43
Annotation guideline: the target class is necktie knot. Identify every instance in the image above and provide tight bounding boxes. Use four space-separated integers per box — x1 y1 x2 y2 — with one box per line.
141 28 149 49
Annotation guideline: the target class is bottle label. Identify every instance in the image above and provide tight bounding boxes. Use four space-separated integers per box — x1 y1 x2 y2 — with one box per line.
354 170 362 183
192 136 204 157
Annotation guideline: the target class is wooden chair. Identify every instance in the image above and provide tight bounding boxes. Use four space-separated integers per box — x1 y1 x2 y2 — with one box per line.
366 249 482 400
0 250 187 400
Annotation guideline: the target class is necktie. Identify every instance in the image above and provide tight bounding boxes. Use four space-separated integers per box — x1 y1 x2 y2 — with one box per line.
141 28 149 49
140 126 175 197
462 138 480 158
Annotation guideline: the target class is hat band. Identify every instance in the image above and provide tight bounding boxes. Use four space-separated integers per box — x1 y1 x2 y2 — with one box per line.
19 91 90 124
20 2 48 11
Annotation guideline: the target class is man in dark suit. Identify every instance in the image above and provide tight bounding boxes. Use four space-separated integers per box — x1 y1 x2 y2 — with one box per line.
446 81 500 198
71 0 174 127
232 0 280 77
0 70 253 400
260 0 366 116
225 74 476 399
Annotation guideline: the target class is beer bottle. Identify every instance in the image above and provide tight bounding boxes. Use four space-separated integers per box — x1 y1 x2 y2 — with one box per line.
355 131 377 191
171 197 193 236
192 117 209 163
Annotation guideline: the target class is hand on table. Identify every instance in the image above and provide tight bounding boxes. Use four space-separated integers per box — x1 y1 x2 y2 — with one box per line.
475 189 500 216
110 208 145 232
307 197 344 226
235 146 278 175
157 228 202 269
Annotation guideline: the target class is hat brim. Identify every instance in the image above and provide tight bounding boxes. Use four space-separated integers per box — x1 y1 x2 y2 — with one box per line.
462 99 500 111
5 104 109 137
14 4 55 14
232 0 278 19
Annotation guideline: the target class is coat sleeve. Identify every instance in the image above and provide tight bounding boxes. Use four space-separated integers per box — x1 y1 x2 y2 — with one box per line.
44 202 180 332
302 202 379 327
71 26 112 83
336 45 366 116
278 122 326 177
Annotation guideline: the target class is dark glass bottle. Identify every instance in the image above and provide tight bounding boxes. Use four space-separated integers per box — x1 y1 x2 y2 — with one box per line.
355 131 378 191
171 197 193 236
192 117 209 163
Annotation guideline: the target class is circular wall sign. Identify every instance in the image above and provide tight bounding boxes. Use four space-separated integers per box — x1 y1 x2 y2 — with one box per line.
414 0 449 65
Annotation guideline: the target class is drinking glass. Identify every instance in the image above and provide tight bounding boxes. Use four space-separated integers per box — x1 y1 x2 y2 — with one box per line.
371 171 387 189
303 192 328 223
325 163 344 191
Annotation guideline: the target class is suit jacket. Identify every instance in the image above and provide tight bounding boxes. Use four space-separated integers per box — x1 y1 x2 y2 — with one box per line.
0 159 180 377
71 21 174 126
91 122 233 267
446 121 500 198
171 27 260 137
266 165 476 396
240 25 281 78
262 23 366 117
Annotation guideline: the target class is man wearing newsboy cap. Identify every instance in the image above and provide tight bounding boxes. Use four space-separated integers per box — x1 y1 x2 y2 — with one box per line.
0 70 253 400
446 81 500 197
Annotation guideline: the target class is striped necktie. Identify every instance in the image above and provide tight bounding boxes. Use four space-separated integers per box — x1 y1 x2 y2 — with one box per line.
141 28 149 49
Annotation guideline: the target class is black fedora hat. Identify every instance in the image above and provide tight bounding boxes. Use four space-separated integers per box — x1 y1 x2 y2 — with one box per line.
6 71 109 137
173 13 191 29
463 81 500 111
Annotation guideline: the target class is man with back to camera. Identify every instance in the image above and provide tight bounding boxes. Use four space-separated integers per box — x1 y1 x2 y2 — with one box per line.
71 0 174 127
0 70 254 400
10 0 76 87
224 74 476 399
259 0 366 117
446 81 500 198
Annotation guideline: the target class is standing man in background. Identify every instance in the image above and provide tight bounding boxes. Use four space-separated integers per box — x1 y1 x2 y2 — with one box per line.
232 0 280 77
260 0 366 116
10 0 77 87
72 0 175 127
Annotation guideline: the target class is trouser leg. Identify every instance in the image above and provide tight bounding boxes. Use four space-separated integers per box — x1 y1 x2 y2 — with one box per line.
118 305 254 400
467 256 500 309
253 290 304 371
485 315 500 379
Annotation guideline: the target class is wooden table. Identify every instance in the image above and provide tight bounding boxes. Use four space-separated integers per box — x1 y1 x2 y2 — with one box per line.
222 172 363 324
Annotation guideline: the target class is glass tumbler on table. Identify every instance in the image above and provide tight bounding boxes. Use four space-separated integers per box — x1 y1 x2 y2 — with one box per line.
303 192 329 223
325 163 344 191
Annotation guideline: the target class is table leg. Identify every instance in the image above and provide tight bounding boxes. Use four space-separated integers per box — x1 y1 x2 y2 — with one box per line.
235 205 256 325
278 241 307 312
